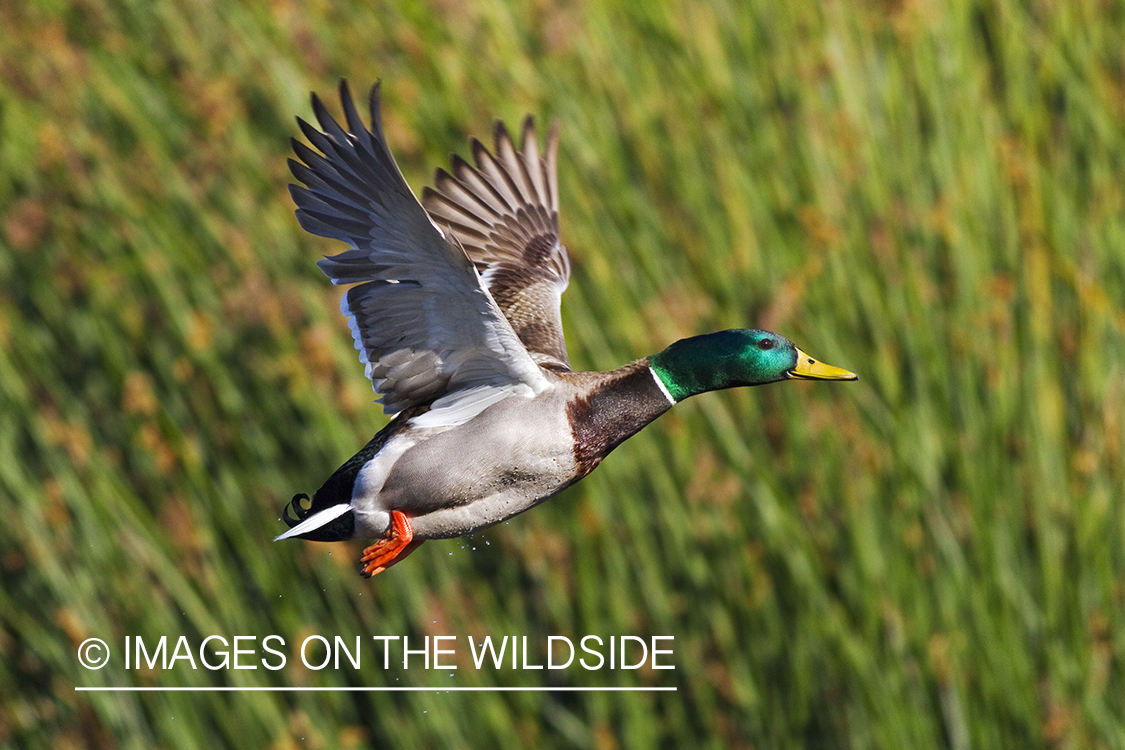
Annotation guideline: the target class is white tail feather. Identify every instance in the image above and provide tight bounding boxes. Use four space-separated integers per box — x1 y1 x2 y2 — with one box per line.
274 503 352 541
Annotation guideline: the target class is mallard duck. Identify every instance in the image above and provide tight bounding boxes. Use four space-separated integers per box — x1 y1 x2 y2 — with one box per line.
276 81 857 576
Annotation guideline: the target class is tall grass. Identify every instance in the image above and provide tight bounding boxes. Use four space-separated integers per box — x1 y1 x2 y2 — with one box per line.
1 0 1123 747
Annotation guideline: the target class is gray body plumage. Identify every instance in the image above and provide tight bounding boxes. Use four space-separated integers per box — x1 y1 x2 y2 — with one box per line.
287 365 672 543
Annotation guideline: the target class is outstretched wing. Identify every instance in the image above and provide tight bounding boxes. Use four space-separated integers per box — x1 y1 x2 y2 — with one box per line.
289 81 551 415
421 117 572 371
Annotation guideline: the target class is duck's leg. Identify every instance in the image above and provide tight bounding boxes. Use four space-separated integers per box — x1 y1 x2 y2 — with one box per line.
360 510 423 577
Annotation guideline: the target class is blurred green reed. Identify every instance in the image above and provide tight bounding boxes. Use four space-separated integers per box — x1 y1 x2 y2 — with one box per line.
1 0 1123 747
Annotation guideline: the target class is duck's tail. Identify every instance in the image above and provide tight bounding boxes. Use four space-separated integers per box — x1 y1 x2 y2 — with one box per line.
275 494 355 542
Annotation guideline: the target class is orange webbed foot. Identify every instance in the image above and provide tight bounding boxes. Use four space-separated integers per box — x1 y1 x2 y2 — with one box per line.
360 510 422 577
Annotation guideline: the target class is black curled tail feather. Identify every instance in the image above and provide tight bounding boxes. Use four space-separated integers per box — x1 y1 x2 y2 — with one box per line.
282 493 314 529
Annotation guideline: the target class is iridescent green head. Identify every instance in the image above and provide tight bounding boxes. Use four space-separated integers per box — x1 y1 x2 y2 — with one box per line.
648 329 857 403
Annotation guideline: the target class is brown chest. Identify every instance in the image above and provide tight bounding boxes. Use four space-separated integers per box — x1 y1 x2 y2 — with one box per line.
564 364 673 476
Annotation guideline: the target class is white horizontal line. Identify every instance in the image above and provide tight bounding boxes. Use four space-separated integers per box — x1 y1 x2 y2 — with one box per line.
76 686 676 692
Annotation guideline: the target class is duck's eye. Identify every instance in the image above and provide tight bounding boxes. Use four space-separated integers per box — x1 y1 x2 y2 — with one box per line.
757 339 774 350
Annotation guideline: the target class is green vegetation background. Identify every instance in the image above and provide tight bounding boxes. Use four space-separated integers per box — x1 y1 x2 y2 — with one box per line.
2 0 1123 747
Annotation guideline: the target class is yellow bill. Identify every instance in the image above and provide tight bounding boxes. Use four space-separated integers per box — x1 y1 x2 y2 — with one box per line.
788 348 858 381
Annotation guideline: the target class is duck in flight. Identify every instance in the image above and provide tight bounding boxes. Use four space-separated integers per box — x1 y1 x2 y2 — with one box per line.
276 81 857 577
